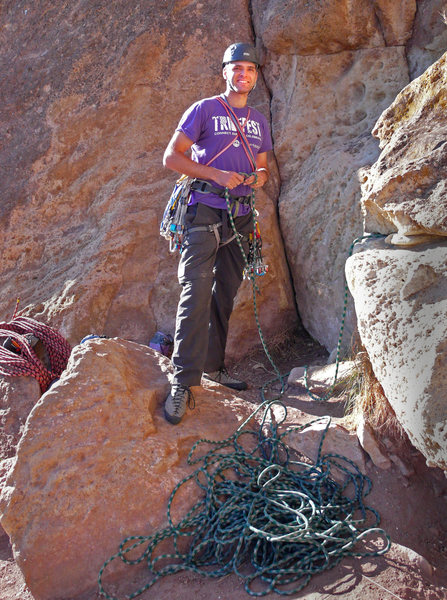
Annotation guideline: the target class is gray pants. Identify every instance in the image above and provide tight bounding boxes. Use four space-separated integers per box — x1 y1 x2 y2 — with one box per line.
172 202 253 387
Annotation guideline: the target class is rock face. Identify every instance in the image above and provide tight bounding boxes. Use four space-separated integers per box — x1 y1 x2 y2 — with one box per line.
346 49 447 472
0 0 295 361
1 0 446 359
253 1 414 352
407 0 447 78
347 245 447 475
252 0 416 54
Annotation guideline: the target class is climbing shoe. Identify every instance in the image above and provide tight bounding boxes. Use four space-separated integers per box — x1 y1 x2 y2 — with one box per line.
203 367 247 391
164 384 194 425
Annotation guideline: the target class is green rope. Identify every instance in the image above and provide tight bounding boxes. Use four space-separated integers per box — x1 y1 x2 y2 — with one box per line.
223 176 285 391
98 402 390 599
303 233 386 401
97 192 391 599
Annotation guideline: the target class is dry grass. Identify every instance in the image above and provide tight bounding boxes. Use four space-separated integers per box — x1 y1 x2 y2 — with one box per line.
344 348 407 444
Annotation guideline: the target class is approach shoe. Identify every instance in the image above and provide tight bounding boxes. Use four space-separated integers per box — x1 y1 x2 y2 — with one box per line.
203 367 247 391
164 384 194 425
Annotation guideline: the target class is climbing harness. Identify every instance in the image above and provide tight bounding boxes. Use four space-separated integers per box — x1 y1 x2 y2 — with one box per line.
0 307 71 393
303 233 387 402
98 403 390 599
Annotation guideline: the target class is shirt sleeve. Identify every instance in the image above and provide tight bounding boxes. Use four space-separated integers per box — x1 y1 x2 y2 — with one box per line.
175 101 204 144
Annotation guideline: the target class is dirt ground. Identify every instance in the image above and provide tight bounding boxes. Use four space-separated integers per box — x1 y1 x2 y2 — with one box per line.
1 328 447 600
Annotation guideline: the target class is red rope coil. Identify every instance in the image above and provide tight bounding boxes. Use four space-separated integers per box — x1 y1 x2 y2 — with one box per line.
0 316 71 393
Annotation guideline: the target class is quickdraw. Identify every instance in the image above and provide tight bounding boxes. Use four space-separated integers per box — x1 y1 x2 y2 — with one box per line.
160 174 193 252
245 220 268 279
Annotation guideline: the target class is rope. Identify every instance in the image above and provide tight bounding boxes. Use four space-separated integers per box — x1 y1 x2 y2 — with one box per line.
0 314 71 393
98 402 390 599
303 233 386 401
98 189 390 599
224 179 285 391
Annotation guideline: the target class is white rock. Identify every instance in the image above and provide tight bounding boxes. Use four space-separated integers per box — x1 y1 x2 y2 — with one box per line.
356 415 392 470
288 361 355 392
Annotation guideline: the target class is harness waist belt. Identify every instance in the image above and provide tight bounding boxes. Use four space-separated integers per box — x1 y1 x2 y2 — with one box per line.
190 179 252 205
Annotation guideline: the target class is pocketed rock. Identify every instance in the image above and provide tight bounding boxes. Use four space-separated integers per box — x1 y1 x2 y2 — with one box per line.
346 239 447 472
360 51 447 239
0 0 296 362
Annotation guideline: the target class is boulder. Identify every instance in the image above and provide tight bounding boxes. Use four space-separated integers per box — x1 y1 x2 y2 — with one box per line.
388 543 433 578
356 414 392 470
0 339 285 598
288 361 355 393
0 338 246 599
0 337 372 600
346 238 447 472
345 49 447 472
286 417 367 480
360 51 447 240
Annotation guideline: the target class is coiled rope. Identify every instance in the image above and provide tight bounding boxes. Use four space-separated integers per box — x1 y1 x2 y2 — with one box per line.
98 402 390 599
0 313 71 393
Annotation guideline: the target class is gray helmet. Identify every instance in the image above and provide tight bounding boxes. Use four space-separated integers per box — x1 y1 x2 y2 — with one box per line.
222 43 260 68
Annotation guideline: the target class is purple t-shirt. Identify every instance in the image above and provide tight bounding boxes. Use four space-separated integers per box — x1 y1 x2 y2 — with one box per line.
176 95 273 213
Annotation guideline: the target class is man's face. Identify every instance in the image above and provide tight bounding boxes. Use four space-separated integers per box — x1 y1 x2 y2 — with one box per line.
223 60 258 94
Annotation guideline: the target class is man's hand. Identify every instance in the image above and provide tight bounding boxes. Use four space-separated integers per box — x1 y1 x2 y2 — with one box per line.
213 170 246 190
244 169 269 189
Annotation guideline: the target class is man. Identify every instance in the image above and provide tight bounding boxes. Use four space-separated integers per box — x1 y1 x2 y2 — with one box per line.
162 42 272 425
